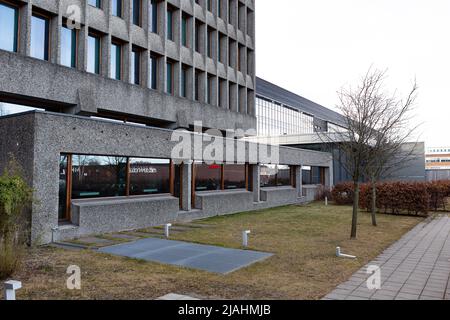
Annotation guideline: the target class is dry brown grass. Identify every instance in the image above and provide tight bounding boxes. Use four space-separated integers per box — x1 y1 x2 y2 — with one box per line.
3 203 423 300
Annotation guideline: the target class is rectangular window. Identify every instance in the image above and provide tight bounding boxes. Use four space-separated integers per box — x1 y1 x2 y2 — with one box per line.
217 0 222 18
194 71 200 101
181 66 187 98
195 162 221 192
166 61 173 94
31 14 49 61
224 165 246 190
61 25 76 68
71 155 127 199
131 48 140 85
132 0 141 26
195 20 201 53
58 155 69 220
88 0 101 8
0 2 18 52
149 0 158 33
207 28 212 58
181 15 188 47
207 75 213 105
110 42 121 80
260 164 292 187
129 158 170 196
112 0 122 17
149 54 158 89
167 8 173 41
87 34 100 74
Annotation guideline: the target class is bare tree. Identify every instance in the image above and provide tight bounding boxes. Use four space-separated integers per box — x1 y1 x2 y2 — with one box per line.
322 68 419 238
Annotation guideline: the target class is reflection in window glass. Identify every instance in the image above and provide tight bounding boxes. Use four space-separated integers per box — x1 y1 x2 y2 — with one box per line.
195 162 221 192
87 34 100 74
71 155 127 199
112 0 122 17
260 164 291 187
111 43 121 80
0 3 18 52
58 155 68 220
149 0 158 33
133 0 141 26
149 54 158 89
61 26 76 68
129 158 170 195
31 15 49 61
224 165 246 190
131 49 140 85
0 102 44 116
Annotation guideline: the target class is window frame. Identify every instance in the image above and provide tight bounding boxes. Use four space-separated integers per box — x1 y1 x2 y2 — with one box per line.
0 1 19 53
30 11 50 61
61 22 77 68
87 32 101 74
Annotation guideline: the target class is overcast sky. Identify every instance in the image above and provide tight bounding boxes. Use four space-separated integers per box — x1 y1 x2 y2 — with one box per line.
256 0 450 148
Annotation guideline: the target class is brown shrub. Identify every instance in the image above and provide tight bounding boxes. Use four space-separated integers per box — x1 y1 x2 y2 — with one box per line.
331 182 354 205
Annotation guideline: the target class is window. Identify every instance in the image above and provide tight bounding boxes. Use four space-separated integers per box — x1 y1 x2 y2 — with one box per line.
131 48 140 85
217 0 222 18
61 25 76 68
129 158 170 195
181 14 188 47
149 0 158 33
71 155 127 199
31 14 49 61
87 34 101 74
112 0 122 17
195 70 201 101
167 7 174 41
58 155 69 220
149 54 158 89
207 28 213 58
195 20 201 53
207 75 214 105
88 0 101 8
0 2 18 52
260 164 292 187
166 61 173 94
195 162 221 192
132 0 141 26
224 165 246 190
181 66 188 98
110 42 121 80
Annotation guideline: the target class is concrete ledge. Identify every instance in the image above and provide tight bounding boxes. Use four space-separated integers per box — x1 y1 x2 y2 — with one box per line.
195 190 254 216
71 195 180 235
302 185 319 202
260 186 297 204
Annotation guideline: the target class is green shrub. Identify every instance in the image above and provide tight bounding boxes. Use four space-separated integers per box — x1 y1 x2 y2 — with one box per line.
0 156 33 280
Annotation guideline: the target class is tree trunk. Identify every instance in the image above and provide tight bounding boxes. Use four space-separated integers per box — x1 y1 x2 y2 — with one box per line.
351 181 360 239
371 177 377 227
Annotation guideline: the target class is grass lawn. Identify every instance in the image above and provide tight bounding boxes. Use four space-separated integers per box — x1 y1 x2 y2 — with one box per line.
4 203 424 300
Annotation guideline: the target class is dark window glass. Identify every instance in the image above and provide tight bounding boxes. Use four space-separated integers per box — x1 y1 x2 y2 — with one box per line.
61 26 76 68
88 0 101 8
181 15 188 47
133 0 141 26
129 158 170 195
131 49 140 85
87 34 100 74
166 61 173 94
217 0 222 18
31 15 49 61
0 3 18 52
58 155 68 220
71 155 127 199
224 165 246 190
195 21 201 53
195 163 221 192
194 71 200 101
111 43 121 80
112 0 122 17
181 67 187 98
260 164 291 187
167 9 173 40
149 0 158 33
149 55 157 89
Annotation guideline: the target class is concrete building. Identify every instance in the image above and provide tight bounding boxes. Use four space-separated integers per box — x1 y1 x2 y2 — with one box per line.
426 147 450 181
253 77 426 184
0 0 334 244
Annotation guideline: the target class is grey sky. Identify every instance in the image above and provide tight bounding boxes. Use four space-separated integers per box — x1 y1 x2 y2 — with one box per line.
256 0 450 147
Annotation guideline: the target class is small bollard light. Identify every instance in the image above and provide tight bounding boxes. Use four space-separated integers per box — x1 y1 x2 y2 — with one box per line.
165 223 172 238
325 197 328 206
242 230 251 247
4 280 22 301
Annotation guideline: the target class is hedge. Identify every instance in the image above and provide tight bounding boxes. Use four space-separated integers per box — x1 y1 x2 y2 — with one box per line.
331 180 450 216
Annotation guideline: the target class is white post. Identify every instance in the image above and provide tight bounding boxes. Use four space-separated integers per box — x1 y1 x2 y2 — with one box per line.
325 197 328 206
242 230 251 247
336 246 356 259
165 224 172 238
4 280 22 301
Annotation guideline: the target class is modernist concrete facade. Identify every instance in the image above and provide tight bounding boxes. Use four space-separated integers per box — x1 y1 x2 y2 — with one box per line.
0 0 334 244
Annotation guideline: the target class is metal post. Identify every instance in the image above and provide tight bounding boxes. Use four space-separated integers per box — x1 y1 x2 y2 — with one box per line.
242 230 251 247
4 281 22 300
165 224 172 238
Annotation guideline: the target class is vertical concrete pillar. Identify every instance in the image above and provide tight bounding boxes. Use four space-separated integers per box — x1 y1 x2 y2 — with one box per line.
325 160 334 188
252 164 260 202
181 161 192 211
296 165 303 198
18 2 31 57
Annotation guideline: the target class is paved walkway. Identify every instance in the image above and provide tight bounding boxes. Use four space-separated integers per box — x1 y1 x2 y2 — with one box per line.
324 215 450 300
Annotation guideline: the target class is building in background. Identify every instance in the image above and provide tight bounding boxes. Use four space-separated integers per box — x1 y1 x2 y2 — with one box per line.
254 77 426 184
0 0 334 244
426 147 450 181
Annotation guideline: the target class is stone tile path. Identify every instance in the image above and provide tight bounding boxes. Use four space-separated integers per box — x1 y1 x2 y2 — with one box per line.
324 215 450 300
